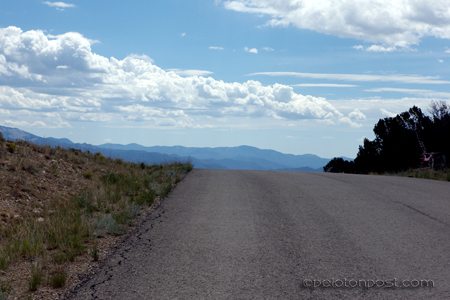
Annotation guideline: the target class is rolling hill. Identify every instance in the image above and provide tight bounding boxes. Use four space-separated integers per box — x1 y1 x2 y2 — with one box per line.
0 125 350 171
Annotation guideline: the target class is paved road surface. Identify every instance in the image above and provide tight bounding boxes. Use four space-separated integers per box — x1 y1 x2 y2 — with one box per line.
68 169 450 299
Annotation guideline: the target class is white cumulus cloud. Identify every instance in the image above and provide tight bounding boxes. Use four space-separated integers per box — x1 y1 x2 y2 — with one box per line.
349 109 366 120
366 45 397 52
0 26 358 129
245 47 258 54
209 46 224 50
222 0 450 48
380 108 397 118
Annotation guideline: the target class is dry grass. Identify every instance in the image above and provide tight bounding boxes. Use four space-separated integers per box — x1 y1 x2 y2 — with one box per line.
398 168 450 181
0 136 193 298
369 168 450 181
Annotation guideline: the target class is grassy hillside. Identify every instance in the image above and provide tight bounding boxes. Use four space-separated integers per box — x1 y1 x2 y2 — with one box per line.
0 133 192 299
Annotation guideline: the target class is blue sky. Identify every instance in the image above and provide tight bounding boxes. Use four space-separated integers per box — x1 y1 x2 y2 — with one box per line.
0 0 449 158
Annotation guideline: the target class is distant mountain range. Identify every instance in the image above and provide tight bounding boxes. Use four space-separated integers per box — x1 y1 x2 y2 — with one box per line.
0 125 352 171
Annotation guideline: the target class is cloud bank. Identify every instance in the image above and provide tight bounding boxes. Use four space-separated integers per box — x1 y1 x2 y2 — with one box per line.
222 0 450 48
249 72 450 84
0 27 361 128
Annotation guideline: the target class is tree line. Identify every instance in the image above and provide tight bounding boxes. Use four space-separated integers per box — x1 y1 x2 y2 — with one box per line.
324 101 450 173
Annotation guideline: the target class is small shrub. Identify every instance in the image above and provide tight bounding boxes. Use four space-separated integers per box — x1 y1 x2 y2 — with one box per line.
164 170 176 178
179 162 193 173
102 173 120 185
94 215 124 237
53 252 67 265
113 210 130 225
0 291 7 300
128 204 141 218
28 264 42 291
94 152 105 160
143 177 151 188
0 131 3 142
159 182 173 198
0 250 11 271
50 268 67 288
131 181 141 195
115 158 123 165
185 163 193 172
22 161 39 175
75 192 97 213
136 190 155 206
20 236 43 259
7 143 15 153
0 282 11 300
106 216 124 236
140 162 146 169
51 163 59 174
83 171 94 179
107 191 121 203
65 251 76 262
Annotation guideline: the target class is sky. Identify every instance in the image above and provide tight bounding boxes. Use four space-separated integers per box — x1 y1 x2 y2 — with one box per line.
0 0 449 158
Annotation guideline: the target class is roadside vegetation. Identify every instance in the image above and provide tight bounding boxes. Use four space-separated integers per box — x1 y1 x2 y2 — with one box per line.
367 169 450 182
324 100 449 181
0 132 193 298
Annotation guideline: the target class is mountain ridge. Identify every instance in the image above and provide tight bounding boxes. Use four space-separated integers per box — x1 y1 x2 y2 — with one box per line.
0 125 351 171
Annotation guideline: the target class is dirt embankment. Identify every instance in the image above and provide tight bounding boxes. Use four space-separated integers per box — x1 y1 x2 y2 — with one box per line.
0 136 192 299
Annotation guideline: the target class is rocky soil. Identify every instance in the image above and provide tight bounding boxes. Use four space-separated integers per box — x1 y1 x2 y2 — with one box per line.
0 137 190 299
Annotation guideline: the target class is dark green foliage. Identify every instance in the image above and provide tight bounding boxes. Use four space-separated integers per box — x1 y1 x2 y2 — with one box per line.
136 190 155 206
0 253 10 271
102 172 121 185
113 210 130 225
75 192 98 213
50 268 67 288
0 282 11 299
323 158 355 173
325 102 450 174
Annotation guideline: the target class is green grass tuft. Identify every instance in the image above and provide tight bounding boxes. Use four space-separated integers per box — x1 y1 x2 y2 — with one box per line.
49 267 67 288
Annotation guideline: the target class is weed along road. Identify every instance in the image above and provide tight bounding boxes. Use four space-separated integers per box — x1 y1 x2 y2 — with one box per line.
68 169 450 299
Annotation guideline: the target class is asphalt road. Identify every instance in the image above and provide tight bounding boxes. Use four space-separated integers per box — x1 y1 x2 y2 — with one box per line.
67 169 450 299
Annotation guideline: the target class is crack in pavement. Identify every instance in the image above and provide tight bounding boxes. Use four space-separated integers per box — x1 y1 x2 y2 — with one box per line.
395 201 450 227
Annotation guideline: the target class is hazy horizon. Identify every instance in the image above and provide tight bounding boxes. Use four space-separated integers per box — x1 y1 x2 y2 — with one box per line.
1 1 449 158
